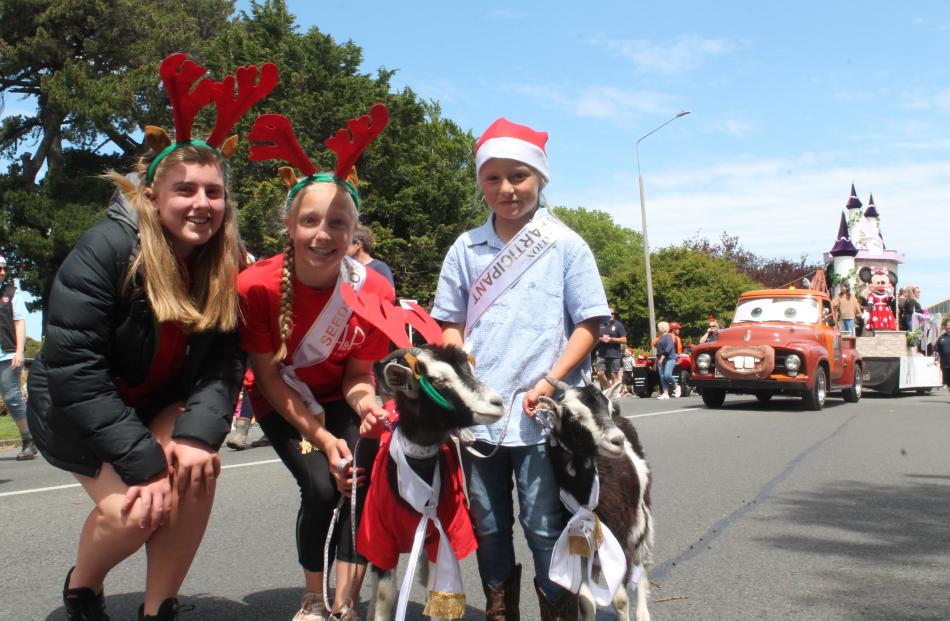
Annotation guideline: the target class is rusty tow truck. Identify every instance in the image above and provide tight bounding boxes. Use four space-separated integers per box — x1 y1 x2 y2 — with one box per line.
689 286 862 410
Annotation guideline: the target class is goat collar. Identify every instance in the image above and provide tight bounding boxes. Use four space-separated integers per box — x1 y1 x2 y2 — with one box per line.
398 432 441 459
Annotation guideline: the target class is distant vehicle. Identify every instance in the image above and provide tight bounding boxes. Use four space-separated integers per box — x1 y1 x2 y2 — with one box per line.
689 288 862 410
631 353 693 398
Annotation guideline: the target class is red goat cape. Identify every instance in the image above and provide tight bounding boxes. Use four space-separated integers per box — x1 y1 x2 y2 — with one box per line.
356 425 477 570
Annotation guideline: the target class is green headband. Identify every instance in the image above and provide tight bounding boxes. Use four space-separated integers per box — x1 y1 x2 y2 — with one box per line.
286 173 360 210
418 373 455 411
146 140 223 185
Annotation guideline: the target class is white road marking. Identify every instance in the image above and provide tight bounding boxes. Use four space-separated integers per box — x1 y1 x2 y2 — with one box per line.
0 458 282 499
626 406 705 419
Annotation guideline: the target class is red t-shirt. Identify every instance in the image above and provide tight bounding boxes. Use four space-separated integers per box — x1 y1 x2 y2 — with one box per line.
237 254 394 418
356 428 477 570
115 321 188 409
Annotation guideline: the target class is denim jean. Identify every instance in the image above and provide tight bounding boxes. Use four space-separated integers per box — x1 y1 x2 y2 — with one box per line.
659 358 677 395
0 359 26 424
839 319 855 336
462 441 569 600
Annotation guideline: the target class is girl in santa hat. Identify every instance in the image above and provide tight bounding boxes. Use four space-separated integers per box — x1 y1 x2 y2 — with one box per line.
432 118 610 620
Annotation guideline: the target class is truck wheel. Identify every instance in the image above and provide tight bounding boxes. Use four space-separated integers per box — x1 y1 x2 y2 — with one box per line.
803 365 827 411
702 388 726 408
755 392 773 402
679 370 692 397
842 366 862 403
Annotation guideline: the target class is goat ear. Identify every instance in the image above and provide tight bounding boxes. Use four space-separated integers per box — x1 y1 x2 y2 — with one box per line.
610 397 622 417
382 361 420 398
603 380 623 401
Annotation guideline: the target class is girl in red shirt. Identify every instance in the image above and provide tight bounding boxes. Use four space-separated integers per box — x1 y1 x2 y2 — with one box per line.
238 108 391 621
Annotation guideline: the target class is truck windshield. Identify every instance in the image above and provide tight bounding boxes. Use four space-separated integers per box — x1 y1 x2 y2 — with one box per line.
732 297 819 325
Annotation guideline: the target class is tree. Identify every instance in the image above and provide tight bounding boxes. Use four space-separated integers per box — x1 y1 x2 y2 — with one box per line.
0 0 236 186
684 232 819 289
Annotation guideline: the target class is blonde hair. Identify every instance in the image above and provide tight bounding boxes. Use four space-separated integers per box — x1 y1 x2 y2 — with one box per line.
273 182 358 362
657 321 670 335
107 145 240 333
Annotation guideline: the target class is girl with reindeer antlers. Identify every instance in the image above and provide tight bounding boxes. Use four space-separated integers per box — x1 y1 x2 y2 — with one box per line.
238 106 393 621
431 118 611 621
25 54 276 620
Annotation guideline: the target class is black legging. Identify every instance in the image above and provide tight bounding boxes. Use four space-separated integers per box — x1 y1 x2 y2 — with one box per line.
258 400 379 572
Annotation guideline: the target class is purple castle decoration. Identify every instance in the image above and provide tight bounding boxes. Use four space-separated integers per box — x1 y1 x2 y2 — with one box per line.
863 193 879 218
829 212 858 256
845 183 863 209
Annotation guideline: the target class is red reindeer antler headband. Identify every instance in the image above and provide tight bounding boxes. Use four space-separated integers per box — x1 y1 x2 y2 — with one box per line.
247 103 389 209
145 53 278 184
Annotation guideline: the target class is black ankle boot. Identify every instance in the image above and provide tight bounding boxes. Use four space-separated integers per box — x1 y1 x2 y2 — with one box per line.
62 567 110 621
138 597 195 620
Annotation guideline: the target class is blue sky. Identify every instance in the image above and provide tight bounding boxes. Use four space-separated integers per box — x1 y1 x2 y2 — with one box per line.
9 1 950 337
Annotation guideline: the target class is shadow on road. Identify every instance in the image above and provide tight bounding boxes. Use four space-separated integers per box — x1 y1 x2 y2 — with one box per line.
42 589 488 621
756 477 950 620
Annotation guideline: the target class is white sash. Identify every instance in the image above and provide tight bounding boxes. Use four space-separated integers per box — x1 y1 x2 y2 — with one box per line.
390 429 465 621
549 474 630 606
279 256 366 418
464 210 569 336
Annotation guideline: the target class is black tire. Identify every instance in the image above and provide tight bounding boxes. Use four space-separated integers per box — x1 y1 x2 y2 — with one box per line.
842 365 862 403
679 369 692 397
803 365 828 411
702 388 726 408
916 387 933 395
754 392 773 403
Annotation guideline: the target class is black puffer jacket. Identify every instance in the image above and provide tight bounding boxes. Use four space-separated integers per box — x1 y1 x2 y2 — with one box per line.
27 188 244 486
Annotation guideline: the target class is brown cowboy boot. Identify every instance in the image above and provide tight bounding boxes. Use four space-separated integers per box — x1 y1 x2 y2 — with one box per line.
483 563 521 621
534 578 578 621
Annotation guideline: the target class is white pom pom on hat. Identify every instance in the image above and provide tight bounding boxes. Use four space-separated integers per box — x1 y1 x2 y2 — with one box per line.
474 117 550 183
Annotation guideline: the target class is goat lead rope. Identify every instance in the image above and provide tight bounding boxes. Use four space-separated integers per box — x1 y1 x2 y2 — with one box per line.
322 437 361 616
459 385 530 460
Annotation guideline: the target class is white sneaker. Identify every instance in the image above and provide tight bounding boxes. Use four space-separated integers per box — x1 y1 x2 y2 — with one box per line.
293 593 328 621
656 393 669 400
673 385 682 398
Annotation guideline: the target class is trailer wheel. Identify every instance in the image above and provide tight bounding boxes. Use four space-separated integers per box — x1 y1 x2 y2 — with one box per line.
916 387 933 395
702 388 726 408
842 366 862 403
803 365 827 411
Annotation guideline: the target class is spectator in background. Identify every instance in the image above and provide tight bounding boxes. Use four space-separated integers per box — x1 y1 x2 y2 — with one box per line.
594 308 627 388
699 316 721 344
348 224 395 292
899 284 923 332
0 254 36 461
655 321 676 400
936 317 950 397
832 283 862 336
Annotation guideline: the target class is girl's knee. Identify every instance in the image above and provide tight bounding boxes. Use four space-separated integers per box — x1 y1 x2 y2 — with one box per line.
93 503 158 541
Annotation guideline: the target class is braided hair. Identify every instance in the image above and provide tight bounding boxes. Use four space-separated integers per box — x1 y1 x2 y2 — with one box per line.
274 237 295 363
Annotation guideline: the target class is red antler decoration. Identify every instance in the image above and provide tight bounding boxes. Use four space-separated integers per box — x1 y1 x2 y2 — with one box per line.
159 53 218 143
325 103 389 179
341 285 444 349
248 114 318 177
206 62 279 147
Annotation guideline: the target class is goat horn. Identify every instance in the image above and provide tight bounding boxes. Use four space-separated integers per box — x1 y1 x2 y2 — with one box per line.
544 376 572 392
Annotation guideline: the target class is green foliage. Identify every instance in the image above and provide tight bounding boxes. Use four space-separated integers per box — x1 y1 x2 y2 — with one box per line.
24 335 41 358
0 413 19 441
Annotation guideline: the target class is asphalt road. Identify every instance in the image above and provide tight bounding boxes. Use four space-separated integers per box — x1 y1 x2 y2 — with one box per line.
2 389 949 621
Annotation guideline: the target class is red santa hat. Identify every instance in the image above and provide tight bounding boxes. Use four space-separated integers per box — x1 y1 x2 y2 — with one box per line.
474 117 550 183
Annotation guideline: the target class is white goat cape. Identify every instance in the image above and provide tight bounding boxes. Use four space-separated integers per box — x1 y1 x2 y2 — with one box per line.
549 474 629 605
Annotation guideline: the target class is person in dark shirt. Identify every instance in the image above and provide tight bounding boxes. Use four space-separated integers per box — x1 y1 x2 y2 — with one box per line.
348 224 395 292
594 308 627 388
936 317 950 395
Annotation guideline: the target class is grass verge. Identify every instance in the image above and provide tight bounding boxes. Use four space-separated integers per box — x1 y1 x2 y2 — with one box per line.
0 413 21 441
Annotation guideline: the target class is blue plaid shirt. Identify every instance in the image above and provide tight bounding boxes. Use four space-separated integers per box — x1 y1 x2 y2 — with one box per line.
432 208 610 446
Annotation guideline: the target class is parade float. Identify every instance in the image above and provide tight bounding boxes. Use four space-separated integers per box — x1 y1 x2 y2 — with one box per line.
824 185 943 395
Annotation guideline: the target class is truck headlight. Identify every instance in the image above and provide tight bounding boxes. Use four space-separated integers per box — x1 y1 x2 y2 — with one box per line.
785 354 801 372
697 353 711 372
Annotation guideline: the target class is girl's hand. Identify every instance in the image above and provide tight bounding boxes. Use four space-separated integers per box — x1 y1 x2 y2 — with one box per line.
359 403 391 438
323 437 357 494
120 470 173 529
523 377 555 416
166 438 220 500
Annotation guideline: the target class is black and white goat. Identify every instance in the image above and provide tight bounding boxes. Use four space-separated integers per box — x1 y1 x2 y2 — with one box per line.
363 344 505 621
539 381 654 621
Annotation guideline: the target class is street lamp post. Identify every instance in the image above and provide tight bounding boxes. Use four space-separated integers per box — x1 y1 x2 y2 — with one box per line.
636 110 690 344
